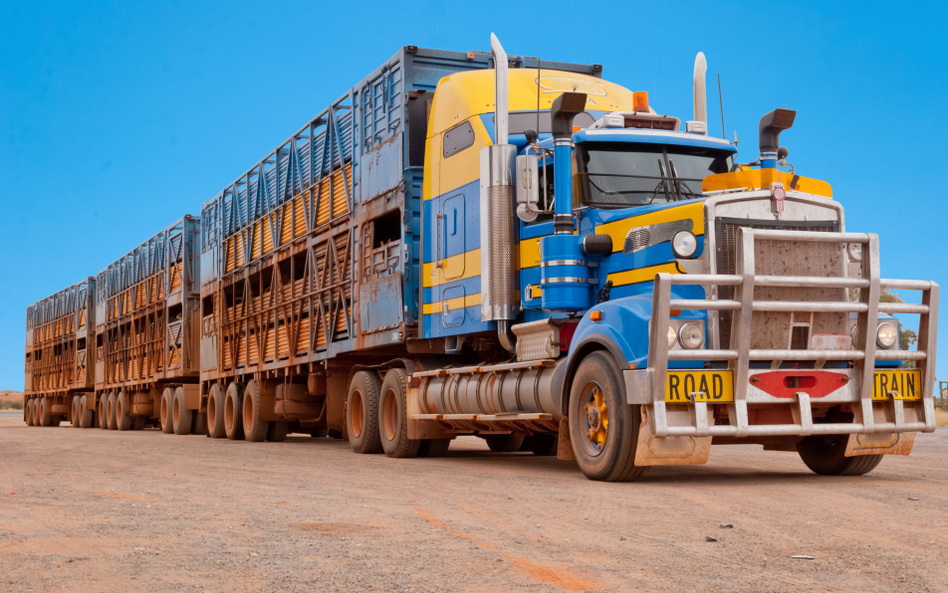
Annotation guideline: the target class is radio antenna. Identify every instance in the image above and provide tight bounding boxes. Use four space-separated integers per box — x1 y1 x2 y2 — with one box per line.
537 57 541 137
717 73 726 138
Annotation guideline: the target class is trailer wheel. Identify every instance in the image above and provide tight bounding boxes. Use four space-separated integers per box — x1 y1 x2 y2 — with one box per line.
796 434 884 476
568 351 648 482
160 387 174 434
97 397 108 430
242 380 269 442
78 395 94 429
39 398 52 427
172 386 193 435
107 392 119 430
418 438 451 458
224 382 244 440
191 409 206 435
116 391 132 431
379 368 421 459
485 434 524 452
267 421 289 442
71 397 80 428
206 384 226 439
26 400 34 426
347 371 383 454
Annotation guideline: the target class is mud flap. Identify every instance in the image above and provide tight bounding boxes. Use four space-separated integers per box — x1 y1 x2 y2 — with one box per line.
556 418 575 461
845 431 915 457
846 400 920 457
634 407 712 466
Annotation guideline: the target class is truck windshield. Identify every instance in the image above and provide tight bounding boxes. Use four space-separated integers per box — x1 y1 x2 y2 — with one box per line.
578 142 733 208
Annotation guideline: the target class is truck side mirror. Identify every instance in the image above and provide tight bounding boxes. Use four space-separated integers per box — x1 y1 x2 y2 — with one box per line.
515 154 540 222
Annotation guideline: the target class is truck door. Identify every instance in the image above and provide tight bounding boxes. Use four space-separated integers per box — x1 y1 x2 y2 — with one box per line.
440 194 465 327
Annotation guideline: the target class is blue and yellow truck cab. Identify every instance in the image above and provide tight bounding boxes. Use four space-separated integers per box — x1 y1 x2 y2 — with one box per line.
407 35 939 481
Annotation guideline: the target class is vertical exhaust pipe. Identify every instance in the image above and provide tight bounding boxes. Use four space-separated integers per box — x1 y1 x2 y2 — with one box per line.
688 52 707 134
481 33 517 351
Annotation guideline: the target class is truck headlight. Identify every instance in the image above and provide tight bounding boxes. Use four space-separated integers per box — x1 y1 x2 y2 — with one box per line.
668 325 679 349
876 322 898 349
679 322 704 349
671 231 698 258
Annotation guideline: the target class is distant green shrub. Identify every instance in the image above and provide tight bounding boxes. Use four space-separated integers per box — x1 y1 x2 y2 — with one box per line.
0 400 24 410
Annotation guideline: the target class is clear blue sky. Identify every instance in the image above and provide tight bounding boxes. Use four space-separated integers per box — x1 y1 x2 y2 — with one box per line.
1 0 945 391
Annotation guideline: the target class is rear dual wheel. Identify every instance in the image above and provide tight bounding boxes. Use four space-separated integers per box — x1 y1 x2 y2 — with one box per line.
78 395 94 429
71 397 81 428
172 387 193 435
347 371 382 454
207 384 226 439
224 382 244 440
25 400 34 426
242 380 269 442
116 391 132 431
39 398 52 427
106 392 118 430
379 368 421 459
97 397 108 430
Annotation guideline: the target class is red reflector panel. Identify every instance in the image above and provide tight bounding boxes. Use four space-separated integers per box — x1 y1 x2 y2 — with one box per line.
751 370 848 399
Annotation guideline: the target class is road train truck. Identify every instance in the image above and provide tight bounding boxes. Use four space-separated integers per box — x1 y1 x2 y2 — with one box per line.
25 35 939 481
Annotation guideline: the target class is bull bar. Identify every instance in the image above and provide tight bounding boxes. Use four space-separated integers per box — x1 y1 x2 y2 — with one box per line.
638 228 939 438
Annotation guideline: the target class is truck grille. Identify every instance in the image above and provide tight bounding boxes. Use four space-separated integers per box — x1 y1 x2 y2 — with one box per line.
714 217 840 349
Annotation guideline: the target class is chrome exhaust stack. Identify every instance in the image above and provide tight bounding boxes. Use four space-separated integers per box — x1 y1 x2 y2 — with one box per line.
480 33 518 350
687 52 708 134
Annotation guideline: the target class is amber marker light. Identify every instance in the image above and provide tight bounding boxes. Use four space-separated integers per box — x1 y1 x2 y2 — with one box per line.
590 310 603 321
632 91 649 112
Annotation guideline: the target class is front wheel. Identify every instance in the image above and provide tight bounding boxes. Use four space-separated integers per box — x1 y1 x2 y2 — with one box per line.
796 434 884 476
568 351 648 482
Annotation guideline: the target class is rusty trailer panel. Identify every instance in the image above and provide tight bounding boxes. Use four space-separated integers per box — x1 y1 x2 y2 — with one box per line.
24 277 96 399
95 215 201 394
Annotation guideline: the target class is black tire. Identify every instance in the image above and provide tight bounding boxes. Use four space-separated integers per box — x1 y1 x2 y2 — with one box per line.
191 410 206 435
26 400 34 426
241 380 270 442
347 370 383 454
71 397 80 427
528 434 558 456
160 387 174 434
796 434 884 476
224 382 244 440
267 421 289 442
418 438 451 458
39 398 52 427
34 399 42 426
485 434 525 452
173 386 193 435
79 395 94 429
116 391 132 431
97 396 108 430
107 392 118 430
379 368 421 458
207 384 226 439
568 351 648 482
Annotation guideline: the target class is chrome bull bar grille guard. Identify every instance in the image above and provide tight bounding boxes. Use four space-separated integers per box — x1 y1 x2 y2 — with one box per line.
641 228 939 438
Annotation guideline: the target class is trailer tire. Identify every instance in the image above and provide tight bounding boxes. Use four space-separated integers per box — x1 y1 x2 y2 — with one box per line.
78 395 94 428
347 371 383 454
418 438 451 458
379 368 421 459
116 391 133 431
242 380 269 442
26 400 34 426
71 397 80 427
796 434 884 476
568 351 648 482
97 397 108 430
206 384 226 439
160 387 174 434
485 434 524 452
172 386 193 435
38 398 52 427
224 382 244 440
107 392 119 430
35 399 43 426
267 421 289 442
191 410 206 436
